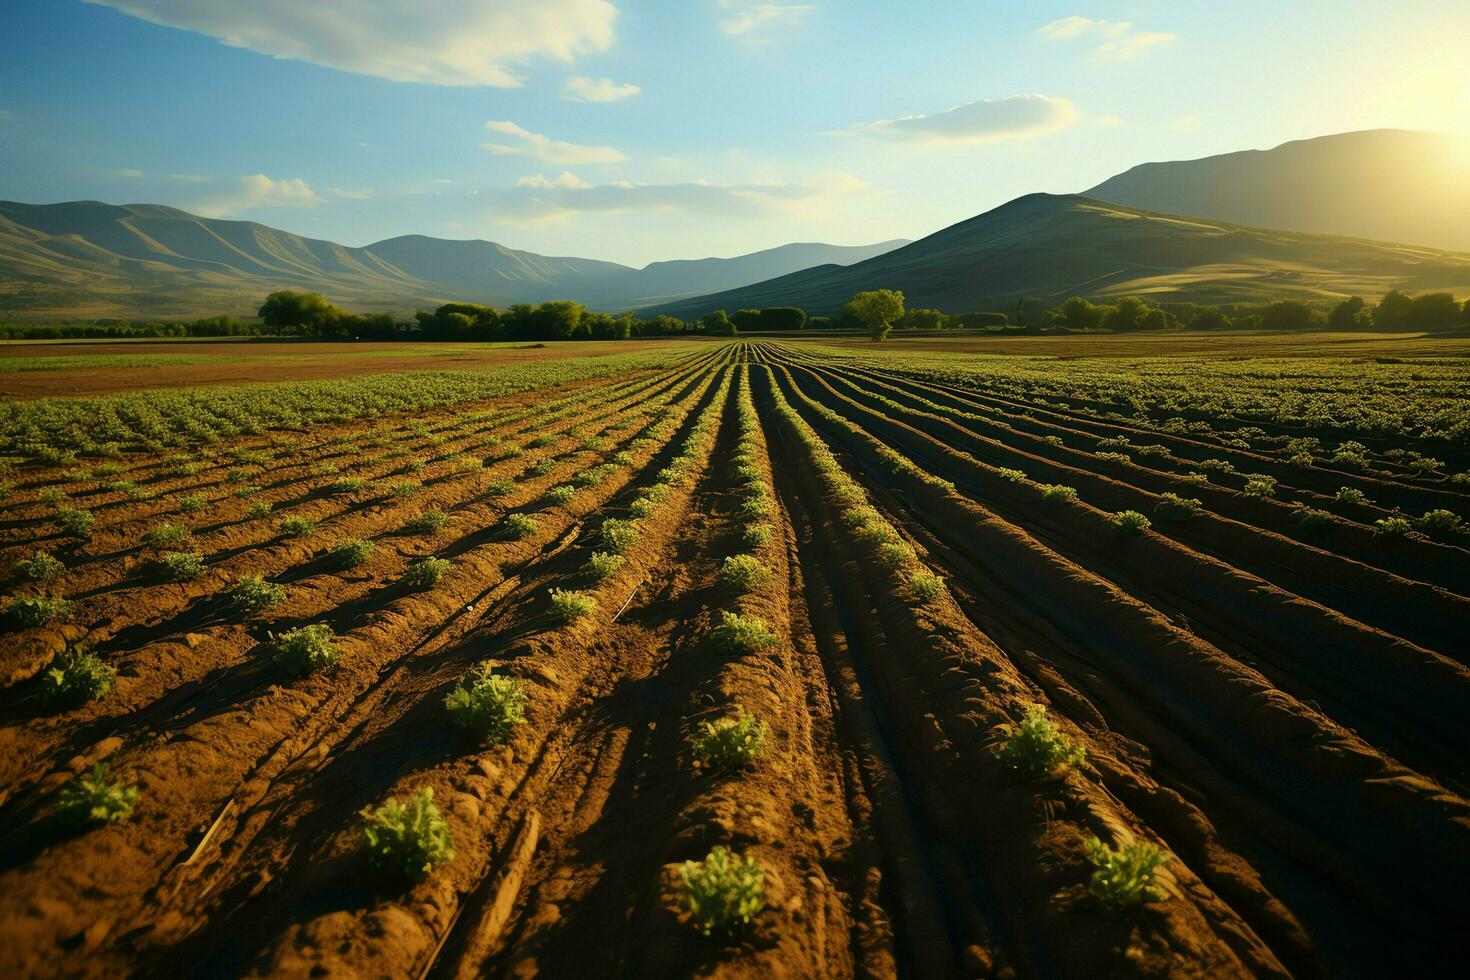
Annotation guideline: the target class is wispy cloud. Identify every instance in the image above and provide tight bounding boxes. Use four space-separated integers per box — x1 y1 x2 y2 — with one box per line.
1038 16 1176 60
190 174 324 217
719 2 813 39
82 0 618 86
481 120 629 165
115 168 145 178
825 95 1079 146
494 169 866 224
562 75 640 102
329 186 375 199
0 109 12 123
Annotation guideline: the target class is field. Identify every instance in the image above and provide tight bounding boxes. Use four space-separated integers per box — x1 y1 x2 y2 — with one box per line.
1 334 1467 977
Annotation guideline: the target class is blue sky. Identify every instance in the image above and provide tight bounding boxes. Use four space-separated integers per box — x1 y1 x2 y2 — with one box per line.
1 1 1466 266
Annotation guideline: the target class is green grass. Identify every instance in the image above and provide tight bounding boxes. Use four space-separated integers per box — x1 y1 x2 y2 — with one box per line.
335 537 376 568
504 513 539 539
158 550 205 581
279 514 317 538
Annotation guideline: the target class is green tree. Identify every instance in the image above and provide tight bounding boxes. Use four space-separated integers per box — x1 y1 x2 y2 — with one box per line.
902 308 949 331
844 289 905 341
1326 296 1368 331
1373 289 1414 330
1101 296 1152 332
258 291 347 335
1407 292 1463 330
1260 300 1319 331
699 310 737 336
1058 297 1105 331
1188 308 1231 330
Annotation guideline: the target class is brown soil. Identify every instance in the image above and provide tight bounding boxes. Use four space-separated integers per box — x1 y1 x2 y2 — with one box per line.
0 340 1465 977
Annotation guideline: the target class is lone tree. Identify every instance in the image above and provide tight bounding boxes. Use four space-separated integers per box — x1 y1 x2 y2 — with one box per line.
844 289 905 341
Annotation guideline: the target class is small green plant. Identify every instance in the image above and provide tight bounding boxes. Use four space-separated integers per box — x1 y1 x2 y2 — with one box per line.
1152 494 1202 522
41 649 115 709
56 507 96 538
179 492 207 514
270 624 340 676
741 523 772 548
875 541 916 567
444 663 528 743
359 787 455 881
402 557 453 590
690 709 768 771
388 480 421 499
39 487 69 506
144 521 192 549
54 762 138 827
1112 510 1152 535
1241 475 1277 499
525 458 556 477
549 588 597 621
331 476 367 495
1084 833 1171 909
1335 486 1368 506
545 484 577 505
600 518 639 554
712 610 778 655
1373 517 1417 537
719 554 771 592
504 513 538 539
680 846 766 937
584 551 624 581
907 569 946 603
1416 509 1462 536
159 551 205 581
232 484 262 499
16 550 65 583
1039 484 1078 506
243 499 272 519
483 479 515 498
231 575 285 612
403 510 451 535
1295 507 1335 535
2 595 75 629
1198 458 1235 473
994 704 1085 778
335 537 376 567
279 514 317 538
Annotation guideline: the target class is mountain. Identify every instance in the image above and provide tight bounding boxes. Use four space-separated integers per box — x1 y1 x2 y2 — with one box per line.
0 199 908 318
657 193 1470 319
1084 129 1470 253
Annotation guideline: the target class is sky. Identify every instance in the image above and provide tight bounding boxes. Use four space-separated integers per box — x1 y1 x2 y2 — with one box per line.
1 1 1467 267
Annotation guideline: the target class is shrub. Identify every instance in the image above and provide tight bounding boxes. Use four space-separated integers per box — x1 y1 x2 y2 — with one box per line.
41 649 115 709
504 513 538 540
159 551 205 581
271 624 340 676
144 522 192 549
1335 486 1368 506
231 575 285 612
994 703 1085 778
1084 833 1170 909
15 550 64 583
56 507 96 538
584 551 624 581
600 518 639 554
1416 509 1462 536
907 569 946 603
279 514 317 537
403 510 451 535
179 493 206 514
1373 517 1416 537
680 847 766 937
402 557 452 590
742 523 772 548
1112 510 1152 535
336 537 376 567
549 588 597 622
1039 484 1078 506
719 554 771 592
712 610 778 655
3 595 74 629
359 787 454 881
1152 494 1202 522
54 762 138 827
544 484 577 505
691 709 768 771
444 663 527 743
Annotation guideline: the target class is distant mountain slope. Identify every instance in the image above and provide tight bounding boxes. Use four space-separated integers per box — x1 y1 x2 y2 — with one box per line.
657 193 1470 319
1085 129 1470 252
0 199 908 318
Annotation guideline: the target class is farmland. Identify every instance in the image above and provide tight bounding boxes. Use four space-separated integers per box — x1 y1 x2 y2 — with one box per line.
1 335 1467 977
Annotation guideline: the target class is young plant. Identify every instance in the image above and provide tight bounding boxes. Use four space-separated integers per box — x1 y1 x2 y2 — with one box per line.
444 663 527 743
159 551 205 581
402 556 453 590
2 595 75 629
549 588 597 622
584 551 624 582
144 522 192 549
270 624 341 676
56 507 96 538
1112 510 1152 535
504 513 538 540
331 476 367 495
231 575 285 612
279 514 317 538
1373 517 1416 537
482 479 515 498
679 846 766 937
1416 509 1462 536
719 554 772 592
1084 832 1171 910
1152 493 1202 522
1295 507 1336 535
41 648 115 709
1241 475 1277 499
1335 486 1368 506
179 493 206 514
712 610 778 655
875 541 916 568
907 569 946 603
335 537 377 568
690 709 768 772
544 484 577 505
600 518 639 554
247 500 273 519
359 787 455 881
15 550 65 583
1039 484 1078 506
403 510 451 536
55 762 138 828
994 703 1085 778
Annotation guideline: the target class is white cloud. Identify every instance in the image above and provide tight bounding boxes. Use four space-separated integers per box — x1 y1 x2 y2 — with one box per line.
168 174 212 183
82 0 618 87
1171 114 1202 131
562 75 640 102
495 169 867 224
191 174 325 217
719 3 813 38
329 186 375 199
826 95 1079 146
481 120 629 165
1038 15 1176 60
